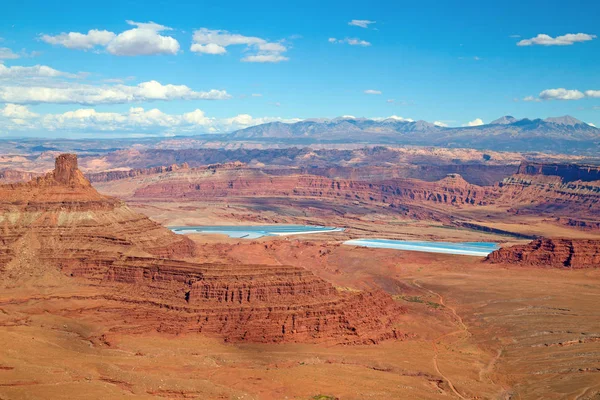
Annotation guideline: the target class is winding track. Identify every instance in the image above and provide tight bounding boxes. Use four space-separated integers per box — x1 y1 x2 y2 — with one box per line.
413 279 469 399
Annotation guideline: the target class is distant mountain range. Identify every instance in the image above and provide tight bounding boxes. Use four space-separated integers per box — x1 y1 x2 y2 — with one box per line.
229 115 599 154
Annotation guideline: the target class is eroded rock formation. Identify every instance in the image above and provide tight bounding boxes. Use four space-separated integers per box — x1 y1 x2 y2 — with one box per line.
485 238 600 268
0 154 404 344
132 168 495 208
517 161 600 182
497 173 600 217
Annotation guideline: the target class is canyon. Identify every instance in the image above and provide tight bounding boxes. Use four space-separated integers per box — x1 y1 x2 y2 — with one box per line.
1 150 600 399
0 154 404 344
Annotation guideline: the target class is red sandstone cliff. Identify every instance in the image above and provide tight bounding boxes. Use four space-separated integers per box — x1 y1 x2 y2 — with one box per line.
0 154 405 344
517 161 600 182
131 168 495 208
485 238 600 268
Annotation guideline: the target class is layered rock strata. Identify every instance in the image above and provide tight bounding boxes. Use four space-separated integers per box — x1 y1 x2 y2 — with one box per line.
132 168 494 207
485 238 600 268
0 154 404 344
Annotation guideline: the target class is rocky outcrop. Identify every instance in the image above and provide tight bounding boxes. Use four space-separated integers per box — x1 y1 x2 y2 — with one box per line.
87 163 514 187
485 238 600 268
0 169 42 184
132 168 495 208
0 154 195 259
0 154 405 344
86 162 198 183
517 161 600 183
497 174 600 218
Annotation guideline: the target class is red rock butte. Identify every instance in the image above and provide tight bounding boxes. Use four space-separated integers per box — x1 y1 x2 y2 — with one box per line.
486 238 600 268
0 154 405 344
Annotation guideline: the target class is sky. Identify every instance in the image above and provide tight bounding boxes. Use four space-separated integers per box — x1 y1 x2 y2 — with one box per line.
0 0 599 138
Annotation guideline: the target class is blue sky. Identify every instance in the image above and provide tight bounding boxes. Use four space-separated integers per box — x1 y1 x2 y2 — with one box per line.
1 0 599 137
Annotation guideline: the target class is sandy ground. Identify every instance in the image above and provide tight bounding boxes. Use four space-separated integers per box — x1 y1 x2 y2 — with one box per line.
2 230 599 399
2 191 600 399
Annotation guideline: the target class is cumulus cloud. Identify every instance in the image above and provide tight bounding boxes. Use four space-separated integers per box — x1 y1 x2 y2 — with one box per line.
0 103 40 128
434 121 448 127
106 21 180 56
329 37 371 46
517 33 596 46
0 47 20 60
364 89 382 95
0 104 299 135
1 103 39 119
41 29 115 50
465 118 484 127
0 80 230 104
348 20 376 28
523 87 600 101
191 28 288 62
40 21 180 56
0 64 81 79
585 90 600 98
384 115 414 122
539 88 585 100
242 54 288 63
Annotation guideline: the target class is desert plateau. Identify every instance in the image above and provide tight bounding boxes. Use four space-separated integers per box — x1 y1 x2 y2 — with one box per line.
2 2 600 398
0 146 599 399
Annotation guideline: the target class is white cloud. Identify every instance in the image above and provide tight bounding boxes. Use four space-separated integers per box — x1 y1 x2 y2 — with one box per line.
434 121 448 127
182 109 213 125
0 104 299 135
364 89 382 95
525 88 600 101
517 33 596 46
385 115 414 122
386 99 395 103
0 47 20 60
190 43 227 55
329 37 371 46
0 80 230 104
0 64 79 79
588 122 596 127
348 20 376 28
251 93 262 97
40 21 180 56
1 103 39 119
242 54 288 63
539 88 585 100
41 29 116 50
585 90 600 98
0 104 40 129
106 21 179 56
465 118 484 127
191 28 288 62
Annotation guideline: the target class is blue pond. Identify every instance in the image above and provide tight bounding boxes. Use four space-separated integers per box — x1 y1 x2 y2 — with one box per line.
170 225 344 239
344 239 499 257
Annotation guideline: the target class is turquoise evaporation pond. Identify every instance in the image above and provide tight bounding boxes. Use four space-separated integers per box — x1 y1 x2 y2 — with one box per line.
170 225 345 239
344 239 499 257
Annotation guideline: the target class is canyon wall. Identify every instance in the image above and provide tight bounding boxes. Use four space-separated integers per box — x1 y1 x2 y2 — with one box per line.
87 163 515 186
132 169 495 208
517 161 600 182
486 238 600 268
0 154 405 344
